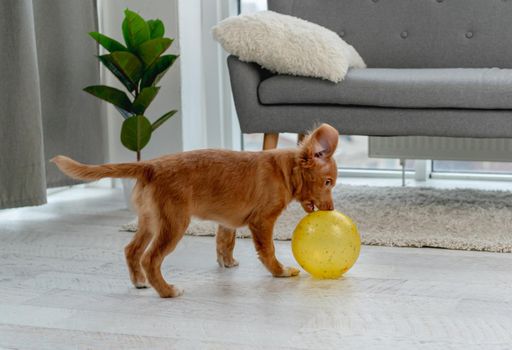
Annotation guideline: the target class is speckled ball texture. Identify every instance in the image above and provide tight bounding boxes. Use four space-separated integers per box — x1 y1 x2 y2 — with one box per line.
292 210 361 279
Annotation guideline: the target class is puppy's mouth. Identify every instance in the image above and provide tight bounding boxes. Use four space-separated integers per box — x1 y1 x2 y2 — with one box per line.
301 200 316 213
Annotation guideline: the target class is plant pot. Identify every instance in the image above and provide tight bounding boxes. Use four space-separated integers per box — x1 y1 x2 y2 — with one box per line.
122 178 136 212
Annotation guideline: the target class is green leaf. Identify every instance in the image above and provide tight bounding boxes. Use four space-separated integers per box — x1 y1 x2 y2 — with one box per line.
99 51 142 92
89 32 127 52
122 9 150 51
137 38 172 67
111 51 143 84
114 106 133 120
152 110 177 131
83 85 133 114
147 19 165 39
140 54 178 88
121 115 152 152
98 54 135 92
132 87 160 114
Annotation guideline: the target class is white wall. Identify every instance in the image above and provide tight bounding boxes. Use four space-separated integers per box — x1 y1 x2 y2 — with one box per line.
99 0 183 162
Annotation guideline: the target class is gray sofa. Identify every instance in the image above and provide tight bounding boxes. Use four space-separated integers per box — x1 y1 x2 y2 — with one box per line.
227 0 512 147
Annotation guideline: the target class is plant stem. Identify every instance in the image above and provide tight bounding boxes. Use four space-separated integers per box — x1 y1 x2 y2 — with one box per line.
135 84 141 162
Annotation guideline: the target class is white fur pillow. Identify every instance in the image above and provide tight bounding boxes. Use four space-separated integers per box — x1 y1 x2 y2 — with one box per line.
212 11 366 83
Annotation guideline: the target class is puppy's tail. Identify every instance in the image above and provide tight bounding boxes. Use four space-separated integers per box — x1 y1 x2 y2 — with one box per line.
51 155 154 182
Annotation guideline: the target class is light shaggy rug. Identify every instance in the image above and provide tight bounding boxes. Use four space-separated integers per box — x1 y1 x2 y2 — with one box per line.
121 185 512 253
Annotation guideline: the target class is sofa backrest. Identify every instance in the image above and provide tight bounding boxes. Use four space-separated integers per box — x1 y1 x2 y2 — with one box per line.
268 0 512 68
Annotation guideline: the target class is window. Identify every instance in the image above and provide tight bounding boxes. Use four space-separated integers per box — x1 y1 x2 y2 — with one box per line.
240 0 267 13
433 160 512 174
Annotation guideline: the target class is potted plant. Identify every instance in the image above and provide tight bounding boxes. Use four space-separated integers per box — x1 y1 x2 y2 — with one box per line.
85 9 178 209
85 9 178 162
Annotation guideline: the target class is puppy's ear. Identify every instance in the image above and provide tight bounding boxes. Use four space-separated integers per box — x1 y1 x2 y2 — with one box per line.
300 124 339 167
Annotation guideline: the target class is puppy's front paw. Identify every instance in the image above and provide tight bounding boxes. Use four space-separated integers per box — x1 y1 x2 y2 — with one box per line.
274 266 300 277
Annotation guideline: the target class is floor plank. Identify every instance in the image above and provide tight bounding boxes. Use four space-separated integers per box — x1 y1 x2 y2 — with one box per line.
1 186 512 349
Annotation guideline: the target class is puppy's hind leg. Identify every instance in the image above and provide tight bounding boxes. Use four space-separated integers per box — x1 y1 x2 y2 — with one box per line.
125 212 153 289
216 225 238 268
125 183 153 289
141 204 190 298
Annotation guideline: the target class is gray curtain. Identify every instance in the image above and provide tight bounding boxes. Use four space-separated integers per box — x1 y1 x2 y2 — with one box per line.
0 0 107 209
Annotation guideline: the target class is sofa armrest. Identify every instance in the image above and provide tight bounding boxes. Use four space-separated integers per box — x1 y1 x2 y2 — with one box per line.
227 55 272 133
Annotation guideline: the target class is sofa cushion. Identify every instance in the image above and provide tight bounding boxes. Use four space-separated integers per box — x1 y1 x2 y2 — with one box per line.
258 68 512 110
212 11 365 83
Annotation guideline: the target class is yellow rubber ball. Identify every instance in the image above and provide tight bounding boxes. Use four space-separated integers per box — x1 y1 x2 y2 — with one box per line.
292 210 361 279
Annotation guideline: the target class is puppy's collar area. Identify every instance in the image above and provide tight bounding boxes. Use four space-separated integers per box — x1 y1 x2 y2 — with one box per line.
290 164 306 202
289 169 299 198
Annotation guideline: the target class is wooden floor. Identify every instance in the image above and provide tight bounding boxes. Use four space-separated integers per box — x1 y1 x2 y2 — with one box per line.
1 186 512 349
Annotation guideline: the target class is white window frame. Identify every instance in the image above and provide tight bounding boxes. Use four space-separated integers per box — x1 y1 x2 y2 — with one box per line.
179 0 241 151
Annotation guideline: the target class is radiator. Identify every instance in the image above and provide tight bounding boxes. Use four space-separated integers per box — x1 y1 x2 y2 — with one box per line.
368 137 512 162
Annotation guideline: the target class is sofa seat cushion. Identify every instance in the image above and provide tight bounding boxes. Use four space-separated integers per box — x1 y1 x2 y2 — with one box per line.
258 68 512 110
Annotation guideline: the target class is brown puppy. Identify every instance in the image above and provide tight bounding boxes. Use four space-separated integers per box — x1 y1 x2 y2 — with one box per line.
52 123 339 298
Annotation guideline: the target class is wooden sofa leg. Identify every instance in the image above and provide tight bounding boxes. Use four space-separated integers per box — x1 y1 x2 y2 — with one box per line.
263 133 279 150
297 133 305 145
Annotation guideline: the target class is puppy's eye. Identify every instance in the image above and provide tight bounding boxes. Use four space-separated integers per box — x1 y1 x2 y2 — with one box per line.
325 179 332 187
